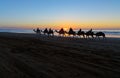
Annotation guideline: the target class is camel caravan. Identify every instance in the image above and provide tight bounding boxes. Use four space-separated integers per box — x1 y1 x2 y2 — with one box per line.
33 28 106 39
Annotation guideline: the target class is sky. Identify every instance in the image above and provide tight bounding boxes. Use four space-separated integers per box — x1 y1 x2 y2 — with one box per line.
0 0 120 29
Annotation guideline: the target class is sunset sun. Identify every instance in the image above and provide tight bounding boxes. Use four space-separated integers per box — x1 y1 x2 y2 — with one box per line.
63 27 68 31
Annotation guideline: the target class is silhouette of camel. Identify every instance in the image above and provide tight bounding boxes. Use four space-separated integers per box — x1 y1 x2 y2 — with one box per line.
95 32 105 38
85 30 94 38
33 28 41 34
43 28 48 35
48 28 54 36
55 28 67 36
33 28 106 39
77 29 85 38
68 28 76 37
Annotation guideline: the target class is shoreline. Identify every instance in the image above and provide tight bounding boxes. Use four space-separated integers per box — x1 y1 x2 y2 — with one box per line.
0 32 120 39
0 29 120 38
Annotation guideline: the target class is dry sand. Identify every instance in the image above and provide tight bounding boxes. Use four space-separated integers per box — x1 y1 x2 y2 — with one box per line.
0 32 120 78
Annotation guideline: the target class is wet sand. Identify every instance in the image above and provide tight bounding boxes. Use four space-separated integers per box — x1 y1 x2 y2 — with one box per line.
0 32 120 78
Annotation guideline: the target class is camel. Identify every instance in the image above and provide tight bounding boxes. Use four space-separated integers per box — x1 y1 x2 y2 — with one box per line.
55 28 67 36
68 28 76 37
95 32 105 38
85 31 94 38
77 29 85 38
48 28 54 36
33 28 42 34
43 28 48 35
43 28 54 36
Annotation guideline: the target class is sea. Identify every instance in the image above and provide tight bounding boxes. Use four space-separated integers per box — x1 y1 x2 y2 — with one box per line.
0 28 120 38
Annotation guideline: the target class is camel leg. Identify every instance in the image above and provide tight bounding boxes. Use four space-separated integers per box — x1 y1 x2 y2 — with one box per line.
83 35 85 38
92 35 94 39
103 35 106 39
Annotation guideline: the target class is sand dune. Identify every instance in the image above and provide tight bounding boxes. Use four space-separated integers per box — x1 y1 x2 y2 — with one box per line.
0 32 120 78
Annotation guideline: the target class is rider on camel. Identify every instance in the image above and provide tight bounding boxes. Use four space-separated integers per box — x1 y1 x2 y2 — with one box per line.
59 28 64 33
88 28 92 33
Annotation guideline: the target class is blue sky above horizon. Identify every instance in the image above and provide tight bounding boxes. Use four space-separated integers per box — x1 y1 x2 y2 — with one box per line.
0 0 120 29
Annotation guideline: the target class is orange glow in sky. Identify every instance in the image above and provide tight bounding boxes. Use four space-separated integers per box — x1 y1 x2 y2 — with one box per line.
0 0 120 30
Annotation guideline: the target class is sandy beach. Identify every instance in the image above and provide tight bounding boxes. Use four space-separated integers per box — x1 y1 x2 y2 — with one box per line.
0 32 120 78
